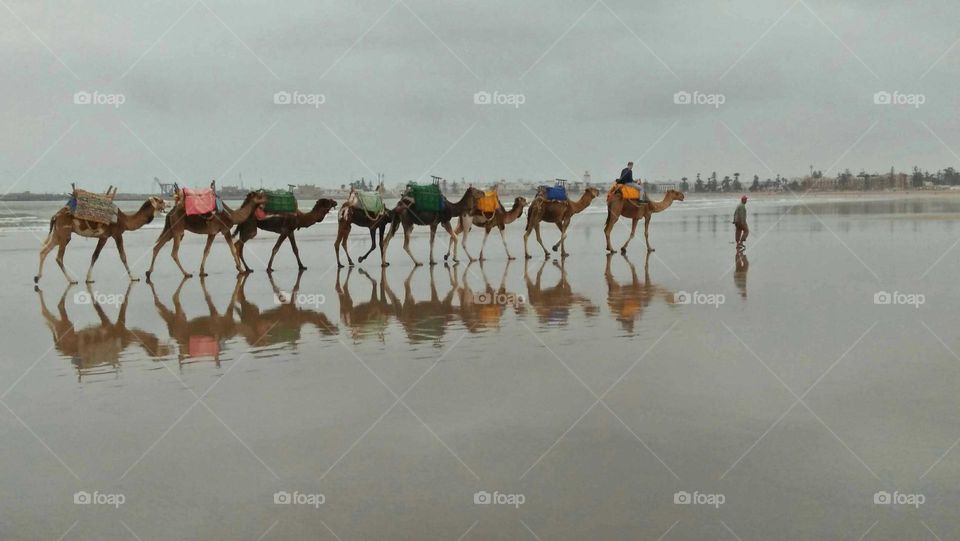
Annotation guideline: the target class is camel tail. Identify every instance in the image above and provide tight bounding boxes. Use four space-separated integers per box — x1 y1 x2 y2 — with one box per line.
48 215 56 234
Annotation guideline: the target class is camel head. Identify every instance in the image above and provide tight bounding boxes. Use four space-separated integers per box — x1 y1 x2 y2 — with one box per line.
583 186 601 200
148 196 167 214
515 196 528 208
312 198 338 213
664 189 685 202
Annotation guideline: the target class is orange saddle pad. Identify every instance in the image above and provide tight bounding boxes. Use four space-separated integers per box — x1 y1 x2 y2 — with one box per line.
606 184 641 202
477 191 499 213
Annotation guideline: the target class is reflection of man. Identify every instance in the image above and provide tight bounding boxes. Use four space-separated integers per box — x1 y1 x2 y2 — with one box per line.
733 195 749 250
734 252 748 299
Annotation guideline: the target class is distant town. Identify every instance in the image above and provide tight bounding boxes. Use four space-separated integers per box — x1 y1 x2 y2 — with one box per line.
4 166 960 201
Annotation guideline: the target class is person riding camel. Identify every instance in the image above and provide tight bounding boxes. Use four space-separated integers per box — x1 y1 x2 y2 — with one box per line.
617 161 649 202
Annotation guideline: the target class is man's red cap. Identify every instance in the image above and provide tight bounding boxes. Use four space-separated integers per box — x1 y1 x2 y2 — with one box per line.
741 195 748 202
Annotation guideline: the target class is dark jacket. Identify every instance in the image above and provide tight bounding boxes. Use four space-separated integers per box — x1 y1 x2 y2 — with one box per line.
618 168 634 184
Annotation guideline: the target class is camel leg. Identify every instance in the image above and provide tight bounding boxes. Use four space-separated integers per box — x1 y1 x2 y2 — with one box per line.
644 215 654 252
266 233 286 273
146 226 174 280
523 218 533 259
85 237 109 283
459 219 474 262
222 230 243 274
534 222 549 258
604 205 621 253
478 227 491 261
334 222 350 268
621 217 639 254
170 232 192 278
235 240 253 274
498 224 514 260
359 227 377 264
558 220 570 257
441 221 460 264
444 219 462 261
35 232 58 283
288 231 306 270
114 234 139 281
55 236 77 284
402 222 421 266
198 234 216 277
377 224 388 267
429 224 438 266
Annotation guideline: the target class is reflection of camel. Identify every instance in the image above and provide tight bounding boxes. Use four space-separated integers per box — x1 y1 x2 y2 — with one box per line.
448 197 528 261
734 252 749 299
37 283 168 382
457 261 524 332
523 259 598 326
335 266 399 342
149 277 243 368
604 189 684 253
604 252 673 334
234 272 338 348
146 190 267 279
524 188 600 258
395 266 459 343
234 198 337 273
36 196 167 284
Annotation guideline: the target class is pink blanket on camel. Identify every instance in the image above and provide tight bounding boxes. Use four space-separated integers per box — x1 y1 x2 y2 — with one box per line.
182 187 217 216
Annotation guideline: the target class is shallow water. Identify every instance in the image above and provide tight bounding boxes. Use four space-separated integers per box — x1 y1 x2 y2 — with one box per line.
2 193 960 540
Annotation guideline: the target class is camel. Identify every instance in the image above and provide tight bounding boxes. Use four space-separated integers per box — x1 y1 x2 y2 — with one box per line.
37 283 168 381
35 196 167 284
335 266 399 342
524 187 600 259
447 196 528 261
383 187 483 266
456 261 524 332
334 196 414 268
145 190 267 280
395 265 459 344
148 277 243 369
523 258 598 326
234 271 338 347
605 252 673 334
233 198 337 273
604 188 684 253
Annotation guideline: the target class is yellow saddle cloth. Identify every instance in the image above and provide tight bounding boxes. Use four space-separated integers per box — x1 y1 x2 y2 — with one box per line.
607 183 641 202
477 190 499 213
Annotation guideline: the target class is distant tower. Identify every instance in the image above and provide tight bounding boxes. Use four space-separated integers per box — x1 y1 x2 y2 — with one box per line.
239 172 244 190
583 170 591 185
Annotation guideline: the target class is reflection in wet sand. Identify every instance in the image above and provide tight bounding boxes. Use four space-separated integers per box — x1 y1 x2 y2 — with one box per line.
523 259 598 327
235 272 338 349
457 261 524 332
604 252 673 334
336 266 398 343
37 283 168 382
396 266 459 345
734 252 749 299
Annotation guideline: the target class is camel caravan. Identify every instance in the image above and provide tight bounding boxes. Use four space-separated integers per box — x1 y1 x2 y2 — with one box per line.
34 172 684 283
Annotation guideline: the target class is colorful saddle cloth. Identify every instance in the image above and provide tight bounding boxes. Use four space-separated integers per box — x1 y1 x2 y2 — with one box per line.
539 185 568 201
406 183 444 212
182 187 218 216
264 190 298 214
477 190 500 213
69 189 118 224
187 335 220 358
355 191 385 215
607 183 642 202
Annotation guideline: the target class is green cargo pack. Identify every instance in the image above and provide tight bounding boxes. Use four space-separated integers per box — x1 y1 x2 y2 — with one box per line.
264 190 298 213
406 183 443 212
355 191 385 215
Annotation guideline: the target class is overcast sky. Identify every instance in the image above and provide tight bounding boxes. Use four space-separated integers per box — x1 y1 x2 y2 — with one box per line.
3 0 960 192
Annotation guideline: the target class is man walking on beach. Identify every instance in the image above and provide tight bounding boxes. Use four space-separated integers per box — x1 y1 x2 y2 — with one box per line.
617 161 649 201
733 195 749 251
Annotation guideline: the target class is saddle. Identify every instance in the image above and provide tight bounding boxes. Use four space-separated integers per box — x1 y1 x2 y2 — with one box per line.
607 183 642 202
69 189 118 225
182 187 220 216
264 190 298 214
405 182 444 212
538 185 568 202
477 190 500 214
341 190 386 221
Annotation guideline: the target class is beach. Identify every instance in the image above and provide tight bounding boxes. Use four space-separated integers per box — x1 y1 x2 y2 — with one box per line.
2 193 960 540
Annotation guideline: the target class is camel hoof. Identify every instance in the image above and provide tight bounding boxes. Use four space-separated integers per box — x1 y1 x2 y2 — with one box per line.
429 261 438 266
299 266 308 271
443 254 449 261
414 262 424 267
337 264 345 269
130 277 141 282
382 262 390 268
85 280 95 284
266 268 274 274
647 248 656 252
184 273 193 279
145 271 152 279
33 276 39 284
620 248 627 255
199 273 209 278
69 280 78 285
348 263 355 268
524 254 532 260
551 246 559 252
507 256 515 261
562 252 570 257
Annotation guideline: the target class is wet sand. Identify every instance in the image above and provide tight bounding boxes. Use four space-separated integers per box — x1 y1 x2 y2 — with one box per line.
3 194 960 540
